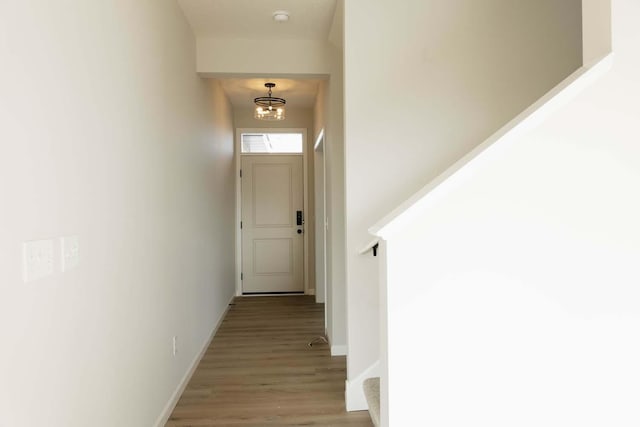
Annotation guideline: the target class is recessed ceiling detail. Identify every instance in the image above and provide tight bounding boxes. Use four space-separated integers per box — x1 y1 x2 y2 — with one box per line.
219 78 322 108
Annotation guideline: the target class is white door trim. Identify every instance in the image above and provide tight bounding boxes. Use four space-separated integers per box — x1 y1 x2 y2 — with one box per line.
235 128 310 296
314 129 328 328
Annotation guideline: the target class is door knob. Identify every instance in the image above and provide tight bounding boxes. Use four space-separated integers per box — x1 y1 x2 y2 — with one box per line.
297 229 303 234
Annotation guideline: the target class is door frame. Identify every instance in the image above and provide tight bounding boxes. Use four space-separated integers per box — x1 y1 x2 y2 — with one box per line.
314 129 328 330
235 128 311 296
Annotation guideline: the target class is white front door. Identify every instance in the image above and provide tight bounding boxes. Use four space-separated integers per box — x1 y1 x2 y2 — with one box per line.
241 155 304 293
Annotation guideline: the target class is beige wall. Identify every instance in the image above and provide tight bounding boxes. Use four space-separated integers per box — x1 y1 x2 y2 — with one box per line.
312 51 347 353
234 106 314 130
325 45 347 354
0 2 235 426
583 0 612 63
343 0 584 408
198 38 332 76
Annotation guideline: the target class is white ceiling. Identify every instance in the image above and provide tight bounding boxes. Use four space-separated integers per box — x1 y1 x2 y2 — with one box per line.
218 78 322 108
178 1 337 109
178 0 338 40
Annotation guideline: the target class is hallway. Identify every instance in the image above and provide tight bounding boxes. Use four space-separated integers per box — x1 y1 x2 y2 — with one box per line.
167 296 372 426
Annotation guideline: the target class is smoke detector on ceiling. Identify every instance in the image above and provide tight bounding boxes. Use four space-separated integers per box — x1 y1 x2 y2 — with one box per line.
272 10 290 22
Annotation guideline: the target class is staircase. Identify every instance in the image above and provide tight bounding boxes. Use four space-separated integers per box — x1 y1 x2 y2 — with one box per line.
363 377 380 427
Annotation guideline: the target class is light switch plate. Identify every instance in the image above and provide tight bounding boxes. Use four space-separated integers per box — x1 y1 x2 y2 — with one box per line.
23 239 54 282
60 236 79 272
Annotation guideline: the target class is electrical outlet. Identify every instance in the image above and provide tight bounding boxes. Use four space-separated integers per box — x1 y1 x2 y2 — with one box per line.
23 239 54 282
172 336 178 357
60 236 79 272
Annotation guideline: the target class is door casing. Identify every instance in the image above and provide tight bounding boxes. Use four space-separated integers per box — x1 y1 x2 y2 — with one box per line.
234 128 311 296
314 129 328 332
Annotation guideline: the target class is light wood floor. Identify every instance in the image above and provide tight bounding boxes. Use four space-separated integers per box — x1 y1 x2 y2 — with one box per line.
166 296 373 427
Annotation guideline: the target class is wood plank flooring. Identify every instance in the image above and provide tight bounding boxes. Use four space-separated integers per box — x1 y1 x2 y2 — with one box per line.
166 296 372 427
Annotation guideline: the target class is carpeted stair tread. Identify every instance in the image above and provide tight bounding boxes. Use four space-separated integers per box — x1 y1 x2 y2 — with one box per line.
363 377 380 427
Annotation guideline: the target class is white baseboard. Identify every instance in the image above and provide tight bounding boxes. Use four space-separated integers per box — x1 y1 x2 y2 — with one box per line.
331 344 348 356
154 294 234 427
345 360 380 411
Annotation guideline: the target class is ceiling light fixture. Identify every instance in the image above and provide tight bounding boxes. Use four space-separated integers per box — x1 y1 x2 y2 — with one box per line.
254 83 286 121
272 10 290 22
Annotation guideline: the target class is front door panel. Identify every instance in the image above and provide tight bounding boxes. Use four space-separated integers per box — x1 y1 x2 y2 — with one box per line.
241 155 304 293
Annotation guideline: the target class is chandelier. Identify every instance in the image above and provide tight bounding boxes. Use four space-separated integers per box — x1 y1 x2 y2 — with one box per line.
254 83 286 121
